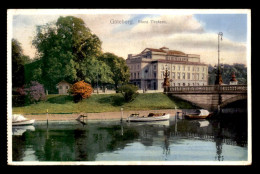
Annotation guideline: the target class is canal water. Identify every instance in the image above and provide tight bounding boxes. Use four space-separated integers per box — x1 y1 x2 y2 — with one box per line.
12 115 248 162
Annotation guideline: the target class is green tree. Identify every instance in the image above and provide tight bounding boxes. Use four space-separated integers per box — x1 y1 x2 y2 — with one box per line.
208 63 247 85
12 39 26 88
24 59 43 84
99 53 130 90
118 84 139 102
32 16 103 92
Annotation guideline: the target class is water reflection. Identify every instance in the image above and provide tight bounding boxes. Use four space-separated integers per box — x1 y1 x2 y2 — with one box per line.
12 114 248 162
12 125 35 136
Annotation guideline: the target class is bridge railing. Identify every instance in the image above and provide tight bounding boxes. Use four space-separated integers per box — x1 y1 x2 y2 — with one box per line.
167 85 247 93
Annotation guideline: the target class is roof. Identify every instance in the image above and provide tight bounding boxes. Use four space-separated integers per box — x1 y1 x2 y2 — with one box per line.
151 60 207 66
141 47 186 56
143 48 165 53
167 50 186 56
56 80 71 86
160 47 169 49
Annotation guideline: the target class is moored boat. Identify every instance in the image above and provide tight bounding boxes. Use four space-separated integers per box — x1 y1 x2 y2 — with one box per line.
184 109 211 119
12 114 35 126
127 113 170 122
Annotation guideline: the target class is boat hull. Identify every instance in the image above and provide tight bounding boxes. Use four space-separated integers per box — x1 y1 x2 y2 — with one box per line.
127 114 170 122
12 119 35 126
184 115 209 119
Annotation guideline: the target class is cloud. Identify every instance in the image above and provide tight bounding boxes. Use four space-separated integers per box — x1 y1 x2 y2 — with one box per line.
100 15 247 65
128 15 204 38
10 12 248 66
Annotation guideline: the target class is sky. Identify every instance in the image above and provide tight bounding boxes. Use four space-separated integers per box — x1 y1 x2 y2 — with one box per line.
9 9 250 66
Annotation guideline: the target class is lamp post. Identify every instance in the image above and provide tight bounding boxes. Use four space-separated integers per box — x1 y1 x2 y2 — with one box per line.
215 32 223 85
163 64 170 93
215 32 223 113
96 71 99 94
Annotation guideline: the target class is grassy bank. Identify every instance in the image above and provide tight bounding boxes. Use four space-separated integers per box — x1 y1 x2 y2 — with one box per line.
12 93 197 114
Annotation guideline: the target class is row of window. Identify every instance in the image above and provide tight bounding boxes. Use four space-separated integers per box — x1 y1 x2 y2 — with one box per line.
166 57 188 62
130 64 140 70
161 64 207 72
170 83 206 87
161 72 206 80
131 72 207 80
129 64 207 74
130 72 140 79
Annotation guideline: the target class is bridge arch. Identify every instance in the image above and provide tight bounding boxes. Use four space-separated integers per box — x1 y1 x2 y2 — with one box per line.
220 94 247 108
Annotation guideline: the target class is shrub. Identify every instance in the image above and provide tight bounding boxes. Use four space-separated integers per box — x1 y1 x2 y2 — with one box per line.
17 81 46 104
12 95 26 106
118 84 139 102
68 80 92 103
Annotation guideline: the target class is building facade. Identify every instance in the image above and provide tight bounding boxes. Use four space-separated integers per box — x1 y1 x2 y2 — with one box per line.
126 47 208 91
56 80 71 95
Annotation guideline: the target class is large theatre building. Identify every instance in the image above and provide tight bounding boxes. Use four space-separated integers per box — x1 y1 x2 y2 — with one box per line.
126 47 208 91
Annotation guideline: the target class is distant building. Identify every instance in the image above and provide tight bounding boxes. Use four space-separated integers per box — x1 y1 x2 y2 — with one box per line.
126 47 208 90
229 72 238 85
56 80 71 95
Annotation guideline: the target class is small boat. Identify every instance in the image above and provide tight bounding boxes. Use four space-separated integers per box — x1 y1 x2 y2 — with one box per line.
12 114 35 126
184 109 211 119
127 113 170 122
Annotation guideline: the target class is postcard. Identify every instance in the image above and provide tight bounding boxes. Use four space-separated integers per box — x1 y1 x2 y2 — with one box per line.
7 9 251 165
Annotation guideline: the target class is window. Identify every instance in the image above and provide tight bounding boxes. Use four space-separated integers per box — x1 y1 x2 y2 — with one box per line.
172 65 175 70
183 83 185 86
196 74 199 80
192 73 194 80
178 65 181 71
134 73 136 79
154 72 156 78
131 73 133 79
202 74 204 80
138 72 139 79
197 67 199 72
172 72 175 79
188 83 190 86
182 73 185 79
187 73 190 80
188 66 190 71
137 65 139 70
192 66 194 71
183 66 185 71
178 83 180 86
66 86 69 89
177 72 180 79
154 65 156 70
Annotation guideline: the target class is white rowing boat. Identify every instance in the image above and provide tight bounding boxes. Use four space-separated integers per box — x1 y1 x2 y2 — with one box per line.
12 114 35 126
127 113 170 122
184 109 211 119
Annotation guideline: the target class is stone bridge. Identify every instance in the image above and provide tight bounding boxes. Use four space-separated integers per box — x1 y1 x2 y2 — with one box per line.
165 85 247 111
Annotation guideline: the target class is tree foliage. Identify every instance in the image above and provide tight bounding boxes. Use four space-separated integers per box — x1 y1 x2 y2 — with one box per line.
208 63 247 85
17 81 46 104
12 39 26 88
68 80 92 102
118 84 139 102
32 16 103 91
29 16 130 93
98 52 130 90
